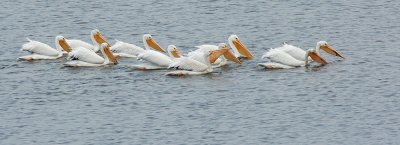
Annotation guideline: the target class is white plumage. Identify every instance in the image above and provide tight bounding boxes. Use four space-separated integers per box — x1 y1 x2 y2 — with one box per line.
168 57 209 72
110 40 145 58
131 35 177 70
67 47 105 64
136 50 173 67
64 43 118 67
257 62 295 69
188 45 224 65
19 38 62 60
66 39 95 51
261 48 304 67
22 38 60 56
275 43 310 61
259 41 344 69
164 48 229 76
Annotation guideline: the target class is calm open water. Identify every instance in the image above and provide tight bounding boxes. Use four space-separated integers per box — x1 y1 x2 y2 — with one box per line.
1 0 400 144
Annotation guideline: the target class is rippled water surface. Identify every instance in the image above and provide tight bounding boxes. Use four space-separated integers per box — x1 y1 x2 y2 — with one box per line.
1 0 400 144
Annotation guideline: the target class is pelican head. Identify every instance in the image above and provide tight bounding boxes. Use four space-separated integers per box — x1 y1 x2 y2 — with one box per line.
218 43 242 64
143 34 165 52
100 43 118 64
91 29 110 46
208 48 228 64
55 35 72 52
218 43 229 50
167 45 181 58
228 35 254 59
305 48 328 66
316 41 344 58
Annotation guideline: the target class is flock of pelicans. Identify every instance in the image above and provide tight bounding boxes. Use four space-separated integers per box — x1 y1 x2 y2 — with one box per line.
18 29 345 76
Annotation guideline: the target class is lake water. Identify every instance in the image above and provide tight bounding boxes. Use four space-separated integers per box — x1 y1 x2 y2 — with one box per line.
1 0 400 144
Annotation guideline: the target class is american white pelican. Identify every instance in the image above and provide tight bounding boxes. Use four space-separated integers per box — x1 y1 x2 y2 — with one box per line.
64 43 118 67
109 33 166 58
188 35 253 65
275 41 344 61
167 45 182 60
258 48 328 69
90 29 114 52
55 29 109 54
90 29 144 57
18 38 65 60
228 35 254 59
188 43 241 67
165 48 228 76
132 42 180 70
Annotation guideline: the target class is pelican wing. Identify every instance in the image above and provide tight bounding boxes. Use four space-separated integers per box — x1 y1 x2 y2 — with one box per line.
194 45 218 51
262 48 304 67
67 39 94 51
276 43 309 61
67 47 104 64
21 38 60 56
187 51 207 64
111 40 145 56
137 50 173 67
168 57 209 72
189 45 222 64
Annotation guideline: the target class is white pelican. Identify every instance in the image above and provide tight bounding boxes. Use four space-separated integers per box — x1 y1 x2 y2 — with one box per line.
188 35 253 66
165 48 228 76
258 48 328 69
90 29 112 52
275 41 344 61
227 35 254 59
109 33 167 58
90 29 144 57
64 43 118 67
167 45 182 60
18 37 67 60
188 43 241 67
132 42 180 70
49 29 109 54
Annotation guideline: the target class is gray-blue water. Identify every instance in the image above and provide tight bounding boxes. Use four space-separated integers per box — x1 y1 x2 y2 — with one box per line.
1 0 400 144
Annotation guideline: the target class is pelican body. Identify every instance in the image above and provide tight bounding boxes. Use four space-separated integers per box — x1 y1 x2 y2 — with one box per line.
259 41 344 69
131 34 183 70
188 35 252 67
165 48 229 76
19 38 64 60
64 43 118 67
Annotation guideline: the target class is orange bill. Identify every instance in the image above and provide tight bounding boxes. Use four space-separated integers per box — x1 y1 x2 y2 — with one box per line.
59 39 72 52
94 32 110 47
103 46 118 64
223 50 242 64
209 49 227 63
309 51 328 64
146 38 165 52
233 39 254 59
320 45 344 58
170 49 181 58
